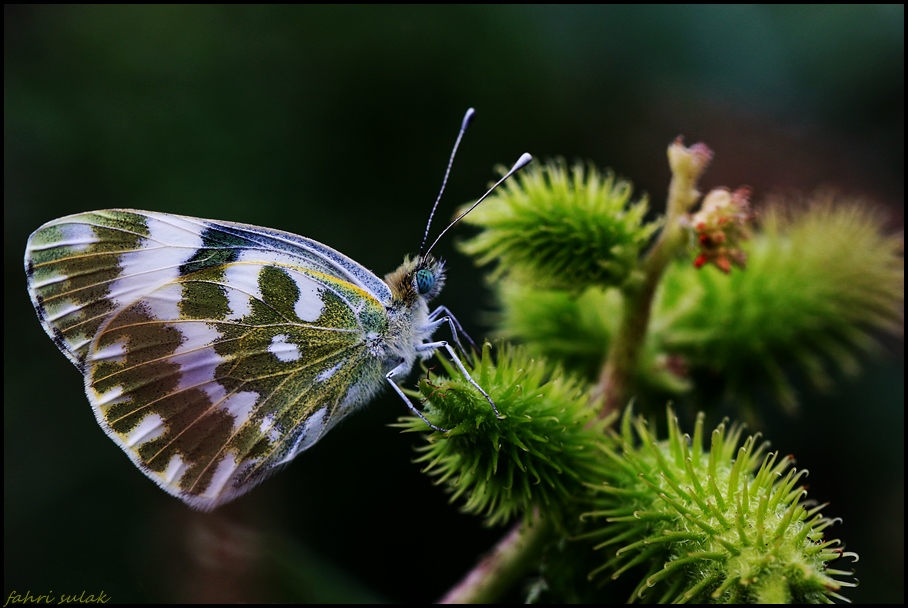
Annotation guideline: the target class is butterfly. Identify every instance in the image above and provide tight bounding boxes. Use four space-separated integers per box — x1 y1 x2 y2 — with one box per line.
24 108 532 510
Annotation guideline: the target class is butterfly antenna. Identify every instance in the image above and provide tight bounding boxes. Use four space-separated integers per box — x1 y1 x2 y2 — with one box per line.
419 108 477 257
424 152 533 256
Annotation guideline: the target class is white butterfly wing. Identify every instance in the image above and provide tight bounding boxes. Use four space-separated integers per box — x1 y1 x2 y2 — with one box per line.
26 210 392 509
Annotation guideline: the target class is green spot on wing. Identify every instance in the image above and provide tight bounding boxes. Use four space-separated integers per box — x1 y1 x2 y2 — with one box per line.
180 271 231 320
258 265 303 320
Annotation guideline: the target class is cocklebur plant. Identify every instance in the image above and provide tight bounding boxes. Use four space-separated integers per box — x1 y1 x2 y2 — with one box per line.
583 407 858 603
489 193 903 412
458 159 658 292
399 139 902 603
396 343 608 529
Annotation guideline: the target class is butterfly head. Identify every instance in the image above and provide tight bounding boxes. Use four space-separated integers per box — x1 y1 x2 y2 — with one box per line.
385 254 446 306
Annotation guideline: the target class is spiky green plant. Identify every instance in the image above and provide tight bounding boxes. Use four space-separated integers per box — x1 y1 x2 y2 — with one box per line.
396 344 608 527
408 141 899 603
657 198 904 409
478 197 904 410
459 160 657 292
582 408 858 603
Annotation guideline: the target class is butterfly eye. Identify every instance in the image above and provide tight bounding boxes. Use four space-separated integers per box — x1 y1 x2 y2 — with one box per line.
416 268 436 295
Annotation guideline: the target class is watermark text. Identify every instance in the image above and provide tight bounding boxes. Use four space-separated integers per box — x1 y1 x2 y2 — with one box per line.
4 591 110 606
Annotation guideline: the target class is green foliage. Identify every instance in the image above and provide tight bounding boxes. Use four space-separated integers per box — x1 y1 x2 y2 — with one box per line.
582 408 858 603
396 344 608 527
495 281 621 381
485 196 905 410
657 198 905 409
495 281 693 396
459 160 658 292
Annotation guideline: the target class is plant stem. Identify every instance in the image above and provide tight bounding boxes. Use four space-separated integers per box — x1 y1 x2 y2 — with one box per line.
594 139 712 418
438 512 552 603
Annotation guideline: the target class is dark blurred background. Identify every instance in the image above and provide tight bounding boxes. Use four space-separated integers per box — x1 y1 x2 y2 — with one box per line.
4 5 902 603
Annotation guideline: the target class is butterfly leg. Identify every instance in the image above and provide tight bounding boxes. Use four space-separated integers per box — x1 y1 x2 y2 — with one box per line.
428 306 479 355
386 361 450 433
418 340 502 419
